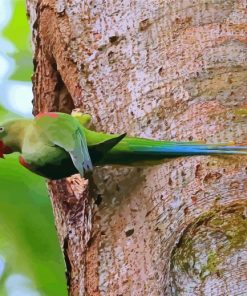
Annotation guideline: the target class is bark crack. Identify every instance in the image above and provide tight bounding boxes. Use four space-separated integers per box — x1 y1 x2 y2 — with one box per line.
63 234 72 289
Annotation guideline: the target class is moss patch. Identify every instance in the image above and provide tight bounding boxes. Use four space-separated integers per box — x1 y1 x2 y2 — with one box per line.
171 202 247 280
232 107 247 123
200 251 219 279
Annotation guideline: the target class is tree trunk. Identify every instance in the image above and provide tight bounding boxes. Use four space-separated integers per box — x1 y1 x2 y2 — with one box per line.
26 0 247 295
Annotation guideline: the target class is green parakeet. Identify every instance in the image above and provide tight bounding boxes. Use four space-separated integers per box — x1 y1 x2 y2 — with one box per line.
0 112 246 180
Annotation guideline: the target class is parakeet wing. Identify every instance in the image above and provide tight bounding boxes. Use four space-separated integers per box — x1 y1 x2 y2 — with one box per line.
35 113 93 176
68 127 93 175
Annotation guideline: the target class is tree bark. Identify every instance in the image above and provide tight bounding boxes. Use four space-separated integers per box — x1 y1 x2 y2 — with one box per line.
26 0 247 295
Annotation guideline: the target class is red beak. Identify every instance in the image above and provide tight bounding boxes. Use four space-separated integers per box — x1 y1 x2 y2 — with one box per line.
0 141 12 158
0 141 4 158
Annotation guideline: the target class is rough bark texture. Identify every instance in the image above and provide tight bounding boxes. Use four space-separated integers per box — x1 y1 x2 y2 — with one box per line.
26 0 247 295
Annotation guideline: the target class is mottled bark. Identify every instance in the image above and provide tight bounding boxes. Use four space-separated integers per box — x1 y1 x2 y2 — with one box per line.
26 0 247 295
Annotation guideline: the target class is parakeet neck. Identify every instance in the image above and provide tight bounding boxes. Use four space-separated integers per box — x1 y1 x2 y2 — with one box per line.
5 119 32 152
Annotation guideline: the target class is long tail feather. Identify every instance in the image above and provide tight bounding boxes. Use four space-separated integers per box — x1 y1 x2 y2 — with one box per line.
127 139 247 156
86 128 247 166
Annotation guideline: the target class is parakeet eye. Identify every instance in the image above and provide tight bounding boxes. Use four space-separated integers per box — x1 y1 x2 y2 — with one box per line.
0 127 4 133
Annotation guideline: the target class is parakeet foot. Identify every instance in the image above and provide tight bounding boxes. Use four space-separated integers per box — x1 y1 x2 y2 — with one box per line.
71 109 92 128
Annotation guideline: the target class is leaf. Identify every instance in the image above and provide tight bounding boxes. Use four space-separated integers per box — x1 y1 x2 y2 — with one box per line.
3 0 32 81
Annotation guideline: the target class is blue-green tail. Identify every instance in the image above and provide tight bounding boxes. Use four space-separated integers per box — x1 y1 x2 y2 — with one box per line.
94 136 247 166
127 139 247 156
85 128 247 166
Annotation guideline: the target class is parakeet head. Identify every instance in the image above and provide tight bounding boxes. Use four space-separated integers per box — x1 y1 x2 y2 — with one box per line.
0 123 13 158
0 119 22 158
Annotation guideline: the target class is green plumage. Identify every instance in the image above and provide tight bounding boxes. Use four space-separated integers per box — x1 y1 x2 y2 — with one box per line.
0 112 246 180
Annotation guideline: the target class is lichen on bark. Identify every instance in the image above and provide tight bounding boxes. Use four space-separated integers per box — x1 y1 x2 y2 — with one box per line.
170 202 247 295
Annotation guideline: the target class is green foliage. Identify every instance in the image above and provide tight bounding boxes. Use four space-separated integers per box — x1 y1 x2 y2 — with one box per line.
3 0 32 81
0 153 67 295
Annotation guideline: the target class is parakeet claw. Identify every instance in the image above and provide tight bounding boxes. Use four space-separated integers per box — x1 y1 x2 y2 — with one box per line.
71 109 92 128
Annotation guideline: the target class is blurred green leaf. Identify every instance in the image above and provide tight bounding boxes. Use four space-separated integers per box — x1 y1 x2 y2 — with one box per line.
0 153 67 295
3 0 32 81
